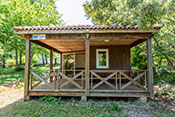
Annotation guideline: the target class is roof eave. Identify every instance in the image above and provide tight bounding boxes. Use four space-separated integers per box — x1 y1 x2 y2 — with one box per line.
15 29 159 35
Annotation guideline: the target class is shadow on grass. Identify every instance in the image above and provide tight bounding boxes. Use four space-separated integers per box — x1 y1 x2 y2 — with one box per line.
0 98 23 116
0 71 24 86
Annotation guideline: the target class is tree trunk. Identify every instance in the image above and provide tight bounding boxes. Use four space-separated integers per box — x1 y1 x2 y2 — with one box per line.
2 54 6 68
55 58 57 65
153 38 175 69
20 51 22 65
2 39 6 68
42 55 45 65
45 55 48 64
15 49 18 66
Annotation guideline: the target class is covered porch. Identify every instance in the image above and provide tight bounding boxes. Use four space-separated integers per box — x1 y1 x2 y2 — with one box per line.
12 25 161 101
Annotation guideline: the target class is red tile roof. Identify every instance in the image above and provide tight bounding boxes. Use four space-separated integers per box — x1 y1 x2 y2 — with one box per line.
12 25 161 31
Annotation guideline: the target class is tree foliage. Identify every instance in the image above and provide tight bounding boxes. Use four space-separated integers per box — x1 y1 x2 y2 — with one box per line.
84 0 175 80
0 0 63 67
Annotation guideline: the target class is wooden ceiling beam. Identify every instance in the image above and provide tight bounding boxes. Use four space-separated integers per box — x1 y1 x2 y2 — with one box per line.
62 50 85 54
129 39 147 48
31 40 62 54
45 33 152 40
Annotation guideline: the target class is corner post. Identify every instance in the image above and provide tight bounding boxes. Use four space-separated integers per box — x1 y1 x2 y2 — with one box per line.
24 35 31 101
85 33 90 97
50 49 53 82
60 53 63 72
147 37 154 97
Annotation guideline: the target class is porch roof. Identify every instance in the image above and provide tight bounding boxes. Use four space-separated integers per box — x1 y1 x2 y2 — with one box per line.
12 25 161 34
12 25 161 54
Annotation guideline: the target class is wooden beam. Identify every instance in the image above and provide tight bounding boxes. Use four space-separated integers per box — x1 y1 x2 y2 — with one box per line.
129 47 131 70
60 53 62 71
85 34 90 96
29 91 85 96
62 50 85 54
129 39 146 48
147 38 154 97
24 35 31 101
46 33 152 40
50 49 53 82
31 40 62 54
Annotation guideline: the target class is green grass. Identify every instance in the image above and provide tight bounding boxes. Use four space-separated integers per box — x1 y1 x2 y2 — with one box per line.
0 67 16 75
0 100 124 117
0 71 24 86
0 98 173 117
0 64 59 86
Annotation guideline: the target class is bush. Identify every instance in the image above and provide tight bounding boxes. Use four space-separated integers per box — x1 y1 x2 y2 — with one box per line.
149 102 156 107
39 96 61 103
15 65 24 71
0 67 16 74
6 59 15 66
111 102 123 112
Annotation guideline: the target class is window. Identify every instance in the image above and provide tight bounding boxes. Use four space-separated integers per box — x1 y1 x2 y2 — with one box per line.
96 49 109 68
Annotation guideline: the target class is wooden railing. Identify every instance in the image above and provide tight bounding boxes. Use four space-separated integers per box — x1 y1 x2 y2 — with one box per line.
29 70 53 90
29 69 148 92
90 70 148 92
29 69 85 91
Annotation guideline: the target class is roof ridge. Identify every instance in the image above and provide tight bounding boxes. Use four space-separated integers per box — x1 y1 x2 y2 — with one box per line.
12 25 162 31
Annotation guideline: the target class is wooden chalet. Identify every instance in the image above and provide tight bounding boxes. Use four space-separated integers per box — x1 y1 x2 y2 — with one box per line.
12 25 161 102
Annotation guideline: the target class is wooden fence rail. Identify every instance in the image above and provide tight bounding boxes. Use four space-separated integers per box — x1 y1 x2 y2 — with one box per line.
29 69 85 91
29 69 148 92
90 70 148 91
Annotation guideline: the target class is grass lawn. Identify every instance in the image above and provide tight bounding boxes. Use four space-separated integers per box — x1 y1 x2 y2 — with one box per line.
0 64 58 88
0 97 174 117
0 67 16 75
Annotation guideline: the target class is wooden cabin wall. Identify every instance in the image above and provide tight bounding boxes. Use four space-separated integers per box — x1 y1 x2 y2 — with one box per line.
75 53 85 70
90 46 130 70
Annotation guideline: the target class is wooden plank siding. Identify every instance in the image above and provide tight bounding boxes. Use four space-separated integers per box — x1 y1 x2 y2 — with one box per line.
90 46 130 70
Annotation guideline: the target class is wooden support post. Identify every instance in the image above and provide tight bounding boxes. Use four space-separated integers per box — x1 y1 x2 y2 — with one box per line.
50 49 53 82
81 96 87 102
24 35 31 101
139 97 147 103
85 34 90 96
60 53 62 71
147 38 154 97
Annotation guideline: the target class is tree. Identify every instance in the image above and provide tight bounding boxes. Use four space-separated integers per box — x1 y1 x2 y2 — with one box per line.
83 0 175 80
84 0 164 28
0 0 64 67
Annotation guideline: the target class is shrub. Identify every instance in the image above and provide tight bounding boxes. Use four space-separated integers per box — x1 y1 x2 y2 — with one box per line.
6 59 15 66
39 96 61 103
111 102 123 112
149 102 156 107
15 65 25 71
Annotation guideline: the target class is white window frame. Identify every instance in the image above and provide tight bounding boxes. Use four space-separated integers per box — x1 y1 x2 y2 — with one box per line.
96 49 109 69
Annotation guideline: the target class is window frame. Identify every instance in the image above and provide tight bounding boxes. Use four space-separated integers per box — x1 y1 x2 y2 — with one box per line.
96 49 109 69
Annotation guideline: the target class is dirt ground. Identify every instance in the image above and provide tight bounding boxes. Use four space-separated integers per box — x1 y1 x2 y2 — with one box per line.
0 85 23 108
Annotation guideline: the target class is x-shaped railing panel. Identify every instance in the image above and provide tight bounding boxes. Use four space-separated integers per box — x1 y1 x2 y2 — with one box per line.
121 71 145 90
91 71 116 90
59 71 83 89
31 71 54 89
